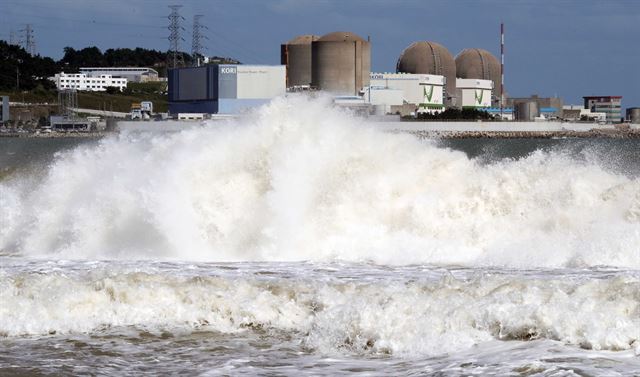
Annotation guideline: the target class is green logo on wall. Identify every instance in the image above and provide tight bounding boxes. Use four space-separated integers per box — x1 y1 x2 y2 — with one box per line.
475 89 484 104
424 85 434 102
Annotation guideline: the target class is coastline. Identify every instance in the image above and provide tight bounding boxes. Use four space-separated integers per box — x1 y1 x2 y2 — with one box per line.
2 121 639 139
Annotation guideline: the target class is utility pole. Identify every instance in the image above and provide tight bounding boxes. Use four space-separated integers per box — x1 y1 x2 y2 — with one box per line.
16 66 19 90
167 5 185 69
191 14 208 67
20 24 36 55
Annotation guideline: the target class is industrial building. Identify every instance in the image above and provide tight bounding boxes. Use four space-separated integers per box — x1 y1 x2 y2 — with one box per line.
583 96 623 123
562 105 606 122
455 78 493 109
507 95 564 119
455 49 502 106
369 72 445 113
311 31 371 95
396 41 456 105
51 72 128 92
79 67 161 82
281 35 319 89
627 107 640 123
168 64 286 114
49 115 91 132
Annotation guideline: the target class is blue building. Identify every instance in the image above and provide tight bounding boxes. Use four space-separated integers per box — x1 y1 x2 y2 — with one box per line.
168 65 286 115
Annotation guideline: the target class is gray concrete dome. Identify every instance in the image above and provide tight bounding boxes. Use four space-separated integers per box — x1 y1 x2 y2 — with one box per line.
286 35 319 45
317 31 367 42
396 41 456 97
455 48 501 103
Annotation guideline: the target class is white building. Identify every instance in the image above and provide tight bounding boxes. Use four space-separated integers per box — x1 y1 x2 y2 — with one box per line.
52 72 128 92
369 73 446 113
563 105 607 122
361 87 403 115
455 78 493 109
79 67 160 83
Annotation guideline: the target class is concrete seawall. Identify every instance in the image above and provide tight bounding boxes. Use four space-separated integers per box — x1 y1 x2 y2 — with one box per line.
368 121 640 139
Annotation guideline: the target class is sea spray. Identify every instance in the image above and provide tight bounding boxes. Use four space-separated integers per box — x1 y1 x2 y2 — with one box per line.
0 95 639 268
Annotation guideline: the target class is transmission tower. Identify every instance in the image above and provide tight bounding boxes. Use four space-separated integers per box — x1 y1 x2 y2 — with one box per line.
20 24 36 55
191 15 208 66
9 30 16 45
167 5 185 69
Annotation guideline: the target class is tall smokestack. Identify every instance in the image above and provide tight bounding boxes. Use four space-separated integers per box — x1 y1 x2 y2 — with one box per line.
500 22 505 117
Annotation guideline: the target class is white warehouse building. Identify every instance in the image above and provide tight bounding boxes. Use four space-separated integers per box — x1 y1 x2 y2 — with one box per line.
79 67 160 82
455 78 493 109
369 73 446 113
51 72 128 92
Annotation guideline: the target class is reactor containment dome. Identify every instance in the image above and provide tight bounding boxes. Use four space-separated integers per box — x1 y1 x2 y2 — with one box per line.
311 31 371 95
455 48 501 105
281 34 319 88
396 41 456 101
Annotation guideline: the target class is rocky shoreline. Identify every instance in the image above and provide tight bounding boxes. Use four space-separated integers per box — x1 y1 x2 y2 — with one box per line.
0 131 113 138
2 127 640 139
408 128 640 139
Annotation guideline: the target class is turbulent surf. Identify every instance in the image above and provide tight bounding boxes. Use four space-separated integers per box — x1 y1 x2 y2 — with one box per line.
1 96 639 375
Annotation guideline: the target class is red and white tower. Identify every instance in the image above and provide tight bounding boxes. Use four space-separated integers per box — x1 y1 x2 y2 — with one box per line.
500 22 505 117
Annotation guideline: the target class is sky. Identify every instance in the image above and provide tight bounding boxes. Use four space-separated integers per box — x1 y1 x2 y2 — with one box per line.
1 0 639 109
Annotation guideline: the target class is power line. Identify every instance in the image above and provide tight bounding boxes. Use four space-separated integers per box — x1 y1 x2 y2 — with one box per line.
2 10 163 29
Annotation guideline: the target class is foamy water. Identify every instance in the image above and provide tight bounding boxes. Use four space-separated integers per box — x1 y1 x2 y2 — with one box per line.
1 96 639 375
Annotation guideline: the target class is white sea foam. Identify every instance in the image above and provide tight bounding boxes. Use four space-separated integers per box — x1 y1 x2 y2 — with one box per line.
0 265 638 357
0 95 639 268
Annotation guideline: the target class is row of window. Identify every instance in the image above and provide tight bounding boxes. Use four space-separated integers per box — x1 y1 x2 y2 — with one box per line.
81 68 152 72
60 79 125 84
59 84 123 90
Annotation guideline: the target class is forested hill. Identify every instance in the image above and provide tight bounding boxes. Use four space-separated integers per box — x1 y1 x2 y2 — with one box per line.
59 46 171 73
0 41 240 91
0 40 58 90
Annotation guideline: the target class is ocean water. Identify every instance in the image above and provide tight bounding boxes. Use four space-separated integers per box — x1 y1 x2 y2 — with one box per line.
1 96 639 376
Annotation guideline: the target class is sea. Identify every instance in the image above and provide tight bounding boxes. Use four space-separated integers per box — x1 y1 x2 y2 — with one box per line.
1 96 639 376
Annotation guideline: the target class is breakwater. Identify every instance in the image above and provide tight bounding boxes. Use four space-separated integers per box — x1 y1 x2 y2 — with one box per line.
409 128 640 139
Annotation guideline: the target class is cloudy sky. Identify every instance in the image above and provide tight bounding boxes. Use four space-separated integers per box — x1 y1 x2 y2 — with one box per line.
1 0 639 108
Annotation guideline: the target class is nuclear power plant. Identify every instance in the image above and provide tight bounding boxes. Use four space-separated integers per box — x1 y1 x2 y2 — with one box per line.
168 28 512 117
279 32 503 114
165 27 626 122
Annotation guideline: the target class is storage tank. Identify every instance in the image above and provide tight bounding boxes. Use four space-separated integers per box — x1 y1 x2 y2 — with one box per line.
281 35 319 88
396 41 456 102
626 107 640 123
514 101 540 121
455 48 501 105
311 31 371 95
